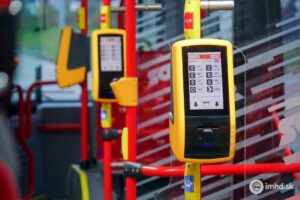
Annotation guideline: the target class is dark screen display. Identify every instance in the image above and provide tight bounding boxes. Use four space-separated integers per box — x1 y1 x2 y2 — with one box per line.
98 34 124 99
183 45 229 116
182 45 231 159
100 36 123 72
187 52 224 110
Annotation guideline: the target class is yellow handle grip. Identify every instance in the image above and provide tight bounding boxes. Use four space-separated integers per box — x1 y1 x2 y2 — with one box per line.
110 77 138 107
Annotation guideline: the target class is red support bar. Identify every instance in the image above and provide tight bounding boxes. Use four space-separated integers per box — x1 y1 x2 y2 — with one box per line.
15 85 25 136
80 82 89 162
15 84 34 200
118 0 125 29
38 124 81 132
25 80 57 137
103 141 112 200
80 0 89 163
141 164 300 177
18 138 35 200
125 0 137 199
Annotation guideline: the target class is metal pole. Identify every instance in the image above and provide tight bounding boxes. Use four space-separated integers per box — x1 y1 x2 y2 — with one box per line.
111 3 162 12
183 0 201 198
125 0 137 199
111 1 234 12
80 0 89 164
200 0 234 10
100 1 114 199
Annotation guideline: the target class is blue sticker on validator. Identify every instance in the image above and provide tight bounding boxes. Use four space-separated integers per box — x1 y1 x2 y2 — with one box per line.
101 110 107 120
184 176 194 192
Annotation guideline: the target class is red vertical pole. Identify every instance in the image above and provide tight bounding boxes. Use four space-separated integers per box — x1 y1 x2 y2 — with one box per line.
100 1 113 199
103 141 112 200
125 0 137 199
80 82 89 162
80 0 89 163
103 0 110 5
118 0 125 29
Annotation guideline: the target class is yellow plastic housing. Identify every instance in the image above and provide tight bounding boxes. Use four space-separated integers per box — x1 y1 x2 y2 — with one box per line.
169 38 236 164
91 29 126 102
110 77 138 107
56 27 86 88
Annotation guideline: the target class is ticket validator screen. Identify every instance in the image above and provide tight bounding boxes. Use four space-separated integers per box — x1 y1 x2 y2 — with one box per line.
182 45 231 158
98 34 124 99
100 36 123 72
183 45 229 116
187 52 224 110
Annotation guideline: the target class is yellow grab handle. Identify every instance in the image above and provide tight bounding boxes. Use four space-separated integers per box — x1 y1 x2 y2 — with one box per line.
121 127 128 160
110 77 138 107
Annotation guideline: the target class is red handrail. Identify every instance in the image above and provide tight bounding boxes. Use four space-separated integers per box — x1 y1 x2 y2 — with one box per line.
25 80 57 137
15 84 34 200
15 85 25 137
141 163 300 177
24 79 92 197
140 104 300 183
38 124 81 132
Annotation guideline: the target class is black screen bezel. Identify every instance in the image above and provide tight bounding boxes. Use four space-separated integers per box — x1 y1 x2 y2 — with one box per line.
182 45 229 116
98 34 125 99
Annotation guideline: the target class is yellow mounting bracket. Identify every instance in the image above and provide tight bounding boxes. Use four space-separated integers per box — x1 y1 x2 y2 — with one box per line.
56 27 86 88
100 5 111 29
184 0 201 39
110 77 138 107
184 163 201 200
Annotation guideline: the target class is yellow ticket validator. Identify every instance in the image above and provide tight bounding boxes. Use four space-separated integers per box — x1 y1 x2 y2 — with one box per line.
169 39 236 164
56 27 89 88
91 29 126 102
